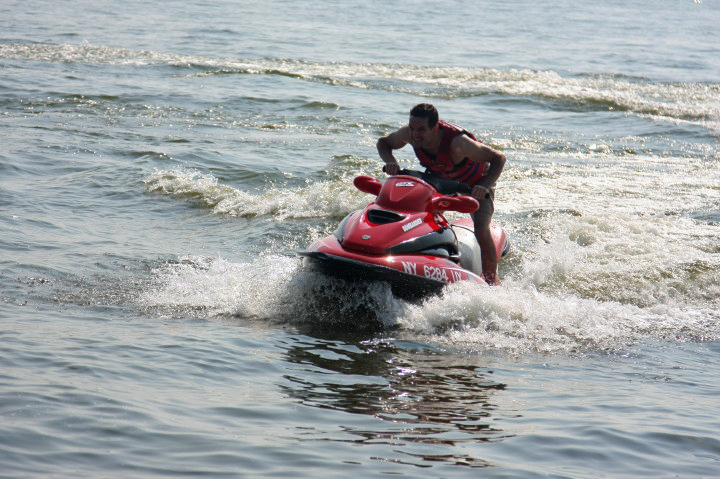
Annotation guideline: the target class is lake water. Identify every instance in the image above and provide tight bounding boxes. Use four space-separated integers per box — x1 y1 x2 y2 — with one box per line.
1 0 719 477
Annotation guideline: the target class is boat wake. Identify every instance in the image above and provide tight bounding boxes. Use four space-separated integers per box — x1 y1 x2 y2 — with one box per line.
2 42 718 129
138 164 720 353
144 168 370 220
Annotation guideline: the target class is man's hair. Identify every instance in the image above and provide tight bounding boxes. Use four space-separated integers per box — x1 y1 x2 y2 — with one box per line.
410 103 439 128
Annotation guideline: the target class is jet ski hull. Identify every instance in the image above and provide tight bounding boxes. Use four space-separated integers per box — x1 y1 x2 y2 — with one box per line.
299 234 486 302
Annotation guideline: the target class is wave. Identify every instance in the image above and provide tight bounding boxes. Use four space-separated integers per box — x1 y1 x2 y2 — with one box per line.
143 168 370 220
3 42 718 124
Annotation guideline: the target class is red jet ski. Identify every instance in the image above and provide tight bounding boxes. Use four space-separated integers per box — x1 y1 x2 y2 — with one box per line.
299 170 510 302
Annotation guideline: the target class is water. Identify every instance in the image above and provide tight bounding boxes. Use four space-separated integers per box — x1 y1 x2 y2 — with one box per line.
2 0 719 477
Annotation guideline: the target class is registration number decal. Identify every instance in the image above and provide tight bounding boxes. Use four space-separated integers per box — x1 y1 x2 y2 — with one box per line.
424 265 449 282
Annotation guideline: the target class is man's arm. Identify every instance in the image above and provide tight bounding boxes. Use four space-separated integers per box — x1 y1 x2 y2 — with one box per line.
377 126 411 175
451 134 506 197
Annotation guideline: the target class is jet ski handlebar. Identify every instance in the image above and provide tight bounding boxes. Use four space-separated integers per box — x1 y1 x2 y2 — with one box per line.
382 167 473 196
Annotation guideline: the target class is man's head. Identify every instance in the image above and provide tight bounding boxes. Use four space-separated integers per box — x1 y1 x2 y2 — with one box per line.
409 103 439 128
409 103 439 147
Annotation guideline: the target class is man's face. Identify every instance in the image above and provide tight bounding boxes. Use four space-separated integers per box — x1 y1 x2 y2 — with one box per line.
408 116 436 147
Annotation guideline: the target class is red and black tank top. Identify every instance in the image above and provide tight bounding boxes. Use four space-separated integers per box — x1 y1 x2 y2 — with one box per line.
412 120 487 186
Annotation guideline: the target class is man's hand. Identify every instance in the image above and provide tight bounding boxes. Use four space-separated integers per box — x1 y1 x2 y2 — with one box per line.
471 184 490 200
384 162 400 176
377 128 411 176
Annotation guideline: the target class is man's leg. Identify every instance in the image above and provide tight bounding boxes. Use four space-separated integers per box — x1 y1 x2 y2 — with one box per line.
471 195 500 285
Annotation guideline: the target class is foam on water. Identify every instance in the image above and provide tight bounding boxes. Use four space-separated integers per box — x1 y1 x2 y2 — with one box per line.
400 247 719 354
138 255 298 319
137 254 407 329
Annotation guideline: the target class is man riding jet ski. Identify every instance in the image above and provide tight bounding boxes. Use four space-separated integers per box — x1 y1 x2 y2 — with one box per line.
299 103 508 301
377 103 507 285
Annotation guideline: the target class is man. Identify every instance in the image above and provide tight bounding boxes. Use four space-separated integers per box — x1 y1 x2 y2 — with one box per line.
376 103 506 285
